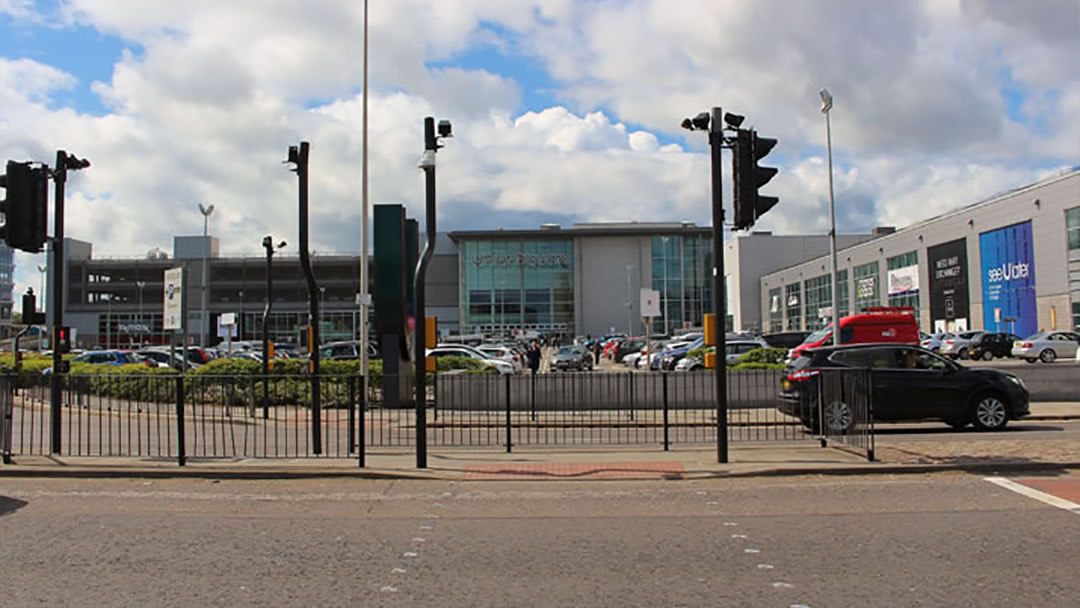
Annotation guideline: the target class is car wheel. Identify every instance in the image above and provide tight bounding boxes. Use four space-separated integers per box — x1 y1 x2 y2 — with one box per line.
822 400 854 433
971 393 1009 431
981 350 994 361
1024 358 1036 364
958 349 970 360
1039 349 1056 363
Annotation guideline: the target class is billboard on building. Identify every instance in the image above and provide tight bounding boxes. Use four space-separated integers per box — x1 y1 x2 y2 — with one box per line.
887 265 919 297
928 238 969 332
979 221 1037 337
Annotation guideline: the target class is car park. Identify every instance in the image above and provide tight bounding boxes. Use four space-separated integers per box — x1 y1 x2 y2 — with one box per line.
966 332 1021 361
939 330 986 359
1011 331 1080 363
550 345 594 372
779 344 1029 432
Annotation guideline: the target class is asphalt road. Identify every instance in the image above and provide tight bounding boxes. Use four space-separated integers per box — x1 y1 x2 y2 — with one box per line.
1 472 1077 607
876 418 1080 443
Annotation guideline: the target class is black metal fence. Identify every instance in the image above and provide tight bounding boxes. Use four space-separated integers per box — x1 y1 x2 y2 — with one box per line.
2 368 874 464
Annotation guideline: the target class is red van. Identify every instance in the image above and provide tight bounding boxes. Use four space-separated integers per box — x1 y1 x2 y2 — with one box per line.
788 307 920 360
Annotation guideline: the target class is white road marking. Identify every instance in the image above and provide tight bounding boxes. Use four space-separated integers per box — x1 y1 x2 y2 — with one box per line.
985 477 1080 515
744 548 760 554
757 564 774 570
402 552 419 558
412 537 426 543
772 582 794 589
723 522 737 526
391 568 407 574
731 534 747 539
706 501 719 506
419 525 433 530
380 586 398 593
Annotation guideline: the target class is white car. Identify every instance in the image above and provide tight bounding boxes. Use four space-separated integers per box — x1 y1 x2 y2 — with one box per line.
940 330 985 359
477 344 524 371
427 346 514 374
437 343 517 371
1010 331 1080 363
920 332 954 353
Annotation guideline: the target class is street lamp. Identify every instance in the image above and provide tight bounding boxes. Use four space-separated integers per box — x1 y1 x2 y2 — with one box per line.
661 237 670 336
238 289 244 341
135 280 146 347
820 88 840 346
198 202 215 347
37 264 47 350
261 236 287 417
625 264 634 336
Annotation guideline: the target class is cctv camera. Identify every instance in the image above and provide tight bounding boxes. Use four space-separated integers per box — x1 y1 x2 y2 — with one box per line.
419 149 437 170
691 112 711 131
287 145 299 164
438 120 452 138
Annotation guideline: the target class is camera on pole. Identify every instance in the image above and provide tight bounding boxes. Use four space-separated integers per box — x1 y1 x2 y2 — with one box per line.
0 160 50 253
732 129 779 231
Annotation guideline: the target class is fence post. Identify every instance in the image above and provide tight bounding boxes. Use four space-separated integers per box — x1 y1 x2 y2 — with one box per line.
175 375 186 466
662 372 670 451
357 374 366 467
865 369 875 462
1 374 13 464
505 373 512 453
818 371 827 448
347 375 356 455
530 372 536 421
627 370 635 421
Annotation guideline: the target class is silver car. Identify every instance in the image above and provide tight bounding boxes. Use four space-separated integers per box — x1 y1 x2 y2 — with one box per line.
1011 331 1080 363
920 332 954 353
940 330 985 359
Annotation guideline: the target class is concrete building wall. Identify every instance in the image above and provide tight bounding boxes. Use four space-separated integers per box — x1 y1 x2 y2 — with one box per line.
760 170 1079 334
574 235 650 337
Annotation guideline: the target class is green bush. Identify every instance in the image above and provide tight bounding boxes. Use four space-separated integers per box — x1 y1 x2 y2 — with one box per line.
731 361 786 370
737 347 788 365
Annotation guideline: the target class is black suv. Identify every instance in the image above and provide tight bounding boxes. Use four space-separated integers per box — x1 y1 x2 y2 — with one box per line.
779 344 1029 431
966 332 1021 361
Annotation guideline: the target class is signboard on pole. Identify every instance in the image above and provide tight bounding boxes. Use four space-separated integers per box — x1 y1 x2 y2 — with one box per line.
640 288 661 318
163 267 184 331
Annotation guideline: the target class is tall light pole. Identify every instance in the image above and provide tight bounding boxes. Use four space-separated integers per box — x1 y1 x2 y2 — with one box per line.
359 0 371 408
661 237 669 336
136 280 146 347
820 88 840 346
37 264 46 350
625 264 633 336
198 203 215 347
238 289 244 341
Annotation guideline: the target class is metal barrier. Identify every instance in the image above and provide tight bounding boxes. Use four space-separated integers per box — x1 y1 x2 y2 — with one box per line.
816 368 875 461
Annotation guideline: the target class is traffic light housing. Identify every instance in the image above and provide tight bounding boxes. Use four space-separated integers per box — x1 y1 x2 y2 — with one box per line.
732 129 779 231
56 326 72 354
0 160 49 253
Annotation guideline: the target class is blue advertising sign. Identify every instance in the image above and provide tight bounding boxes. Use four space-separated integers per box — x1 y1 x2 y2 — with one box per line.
979 221 1037 336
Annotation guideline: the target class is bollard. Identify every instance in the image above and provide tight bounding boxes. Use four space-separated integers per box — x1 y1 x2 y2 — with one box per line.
358 374 367 468
347 375 356 455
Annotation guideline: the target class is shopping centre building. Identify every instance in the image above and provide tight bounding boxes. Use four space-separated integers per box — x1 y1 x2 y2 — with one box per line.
759 169 1079 336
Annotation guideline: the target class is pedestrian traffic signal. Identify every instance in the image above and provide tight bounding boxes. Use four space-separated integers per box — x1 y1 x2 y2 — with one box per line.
0 160 49 253
56 326 72 353
732 130 779 231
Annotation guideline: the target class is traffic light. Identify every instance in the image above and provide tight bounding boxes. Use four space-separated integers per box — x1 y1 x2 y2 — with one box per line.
56 326 72 354
732 129 779 231
0 160 49 253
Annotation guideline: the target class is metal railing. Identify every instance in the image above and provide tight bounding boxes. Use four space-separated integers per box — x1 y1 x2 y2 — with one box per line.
816 368 875 461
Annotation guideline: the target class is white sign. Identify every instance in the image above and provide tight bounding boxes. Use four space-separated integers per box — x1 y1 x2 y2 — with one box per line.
887 265 919 296
220 312 236 326
856 277 876 299
217 315 238 338
817 306 833 319
640 288 661 317
163 267 184 331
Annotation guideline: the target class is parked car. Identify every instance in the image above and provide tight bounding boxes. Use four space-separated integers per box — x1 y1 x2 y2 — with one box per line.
136 349 188 370
656 337 706 370
920 332 954 353
966 332 1022 361
1011 331 1080 363
550 345 593 372
426 346 514 374
318 340 380 361
615 338 646 362
725 339 769 364
436 343 518 370
477 344 525 371
779 344 1029 432
761 331 810 350
43 350 153 374
939 330 986 359
788 308 920 361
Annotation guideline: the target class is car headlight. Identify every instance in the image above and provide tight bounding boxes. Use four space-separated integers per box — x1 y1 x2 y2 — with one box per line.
1007 375 1026 390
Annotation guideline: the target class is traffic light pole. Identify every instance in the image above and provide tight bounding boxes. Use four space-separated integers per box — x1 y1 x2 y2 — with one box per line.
50 150 67 455
708 107 729 464
414 117 437 469
292 141 321 455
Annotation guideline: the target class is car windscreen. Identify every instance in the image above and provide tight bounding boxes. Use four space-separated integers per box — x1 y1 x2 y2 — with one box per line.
556 347 577 356
801 324 832 345
1022 332 1047 341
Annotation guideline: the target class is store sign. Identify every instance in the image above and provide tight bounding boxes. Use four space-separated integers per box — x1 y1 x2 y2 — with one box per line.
979 221 1037 336
471 253 569 268
640 288 661 317
887 264 919 296
928 238 969 331
163 267 183 331
118 323 150 334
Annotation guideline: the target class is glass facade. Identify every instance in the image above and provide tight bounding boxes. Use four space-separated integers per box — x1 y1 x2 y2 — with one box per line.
651 235 713 333
767 286 783 333
0 244 12 321
784 283 802 330
853 261 880 312
460 239 575 335
803 274 832 331
1068 207 1080 251
887 251 920 318
837 269 850 319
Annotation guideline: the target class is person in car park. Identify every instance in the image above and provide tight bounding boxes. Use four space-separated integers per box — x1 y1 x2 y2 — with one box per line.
526 341 541 375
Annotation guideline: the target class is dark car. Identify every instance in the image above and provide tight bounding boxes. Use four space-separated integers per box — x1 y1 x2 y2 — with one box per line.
779 344 1029 432
967 332 1022 361
655 337 706 370
319 340 380 361
550 346 593 372
761 331 810 349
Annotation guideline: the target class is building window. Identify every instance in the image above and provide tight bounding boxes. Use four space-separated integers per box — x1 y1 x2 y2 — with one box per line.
803 274 832 331
1068 207 1080 251
784 283 802 331
651 235 713 333
886 251 919 319
853 261 880 312
768 287 783 333
1073 302 1080 331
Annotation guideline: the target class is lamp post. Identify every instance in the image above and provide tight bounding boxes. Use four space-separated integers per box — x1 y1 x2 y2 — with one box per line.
625 265 633 336
37 264 46 350
319 286 326 341
135 280 146 347
360 0 372 415
661 237 669 336
105 292 112 349
198 203 215 347
820 88 840 346
261 236 286 417
238 289 244 341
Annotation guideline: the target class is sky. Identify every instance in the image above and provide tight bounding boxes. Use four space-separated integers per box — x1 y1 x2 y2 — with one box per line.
2 0 1078 306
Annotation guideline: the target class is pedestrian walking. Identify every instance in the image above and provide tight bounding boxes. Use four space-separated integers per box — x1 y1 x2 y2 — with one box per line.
527 341 541 375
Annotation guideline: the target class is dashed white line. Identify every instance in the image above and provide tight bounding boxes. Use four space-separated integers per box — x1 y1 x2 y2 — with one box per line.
380 586 398 593
757 564 774 570
402 552 419 558
744 548 760 554
412 537 426 543
731 534 747 539
985 477 1080 515
772 582 794 589
391 568 407 574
